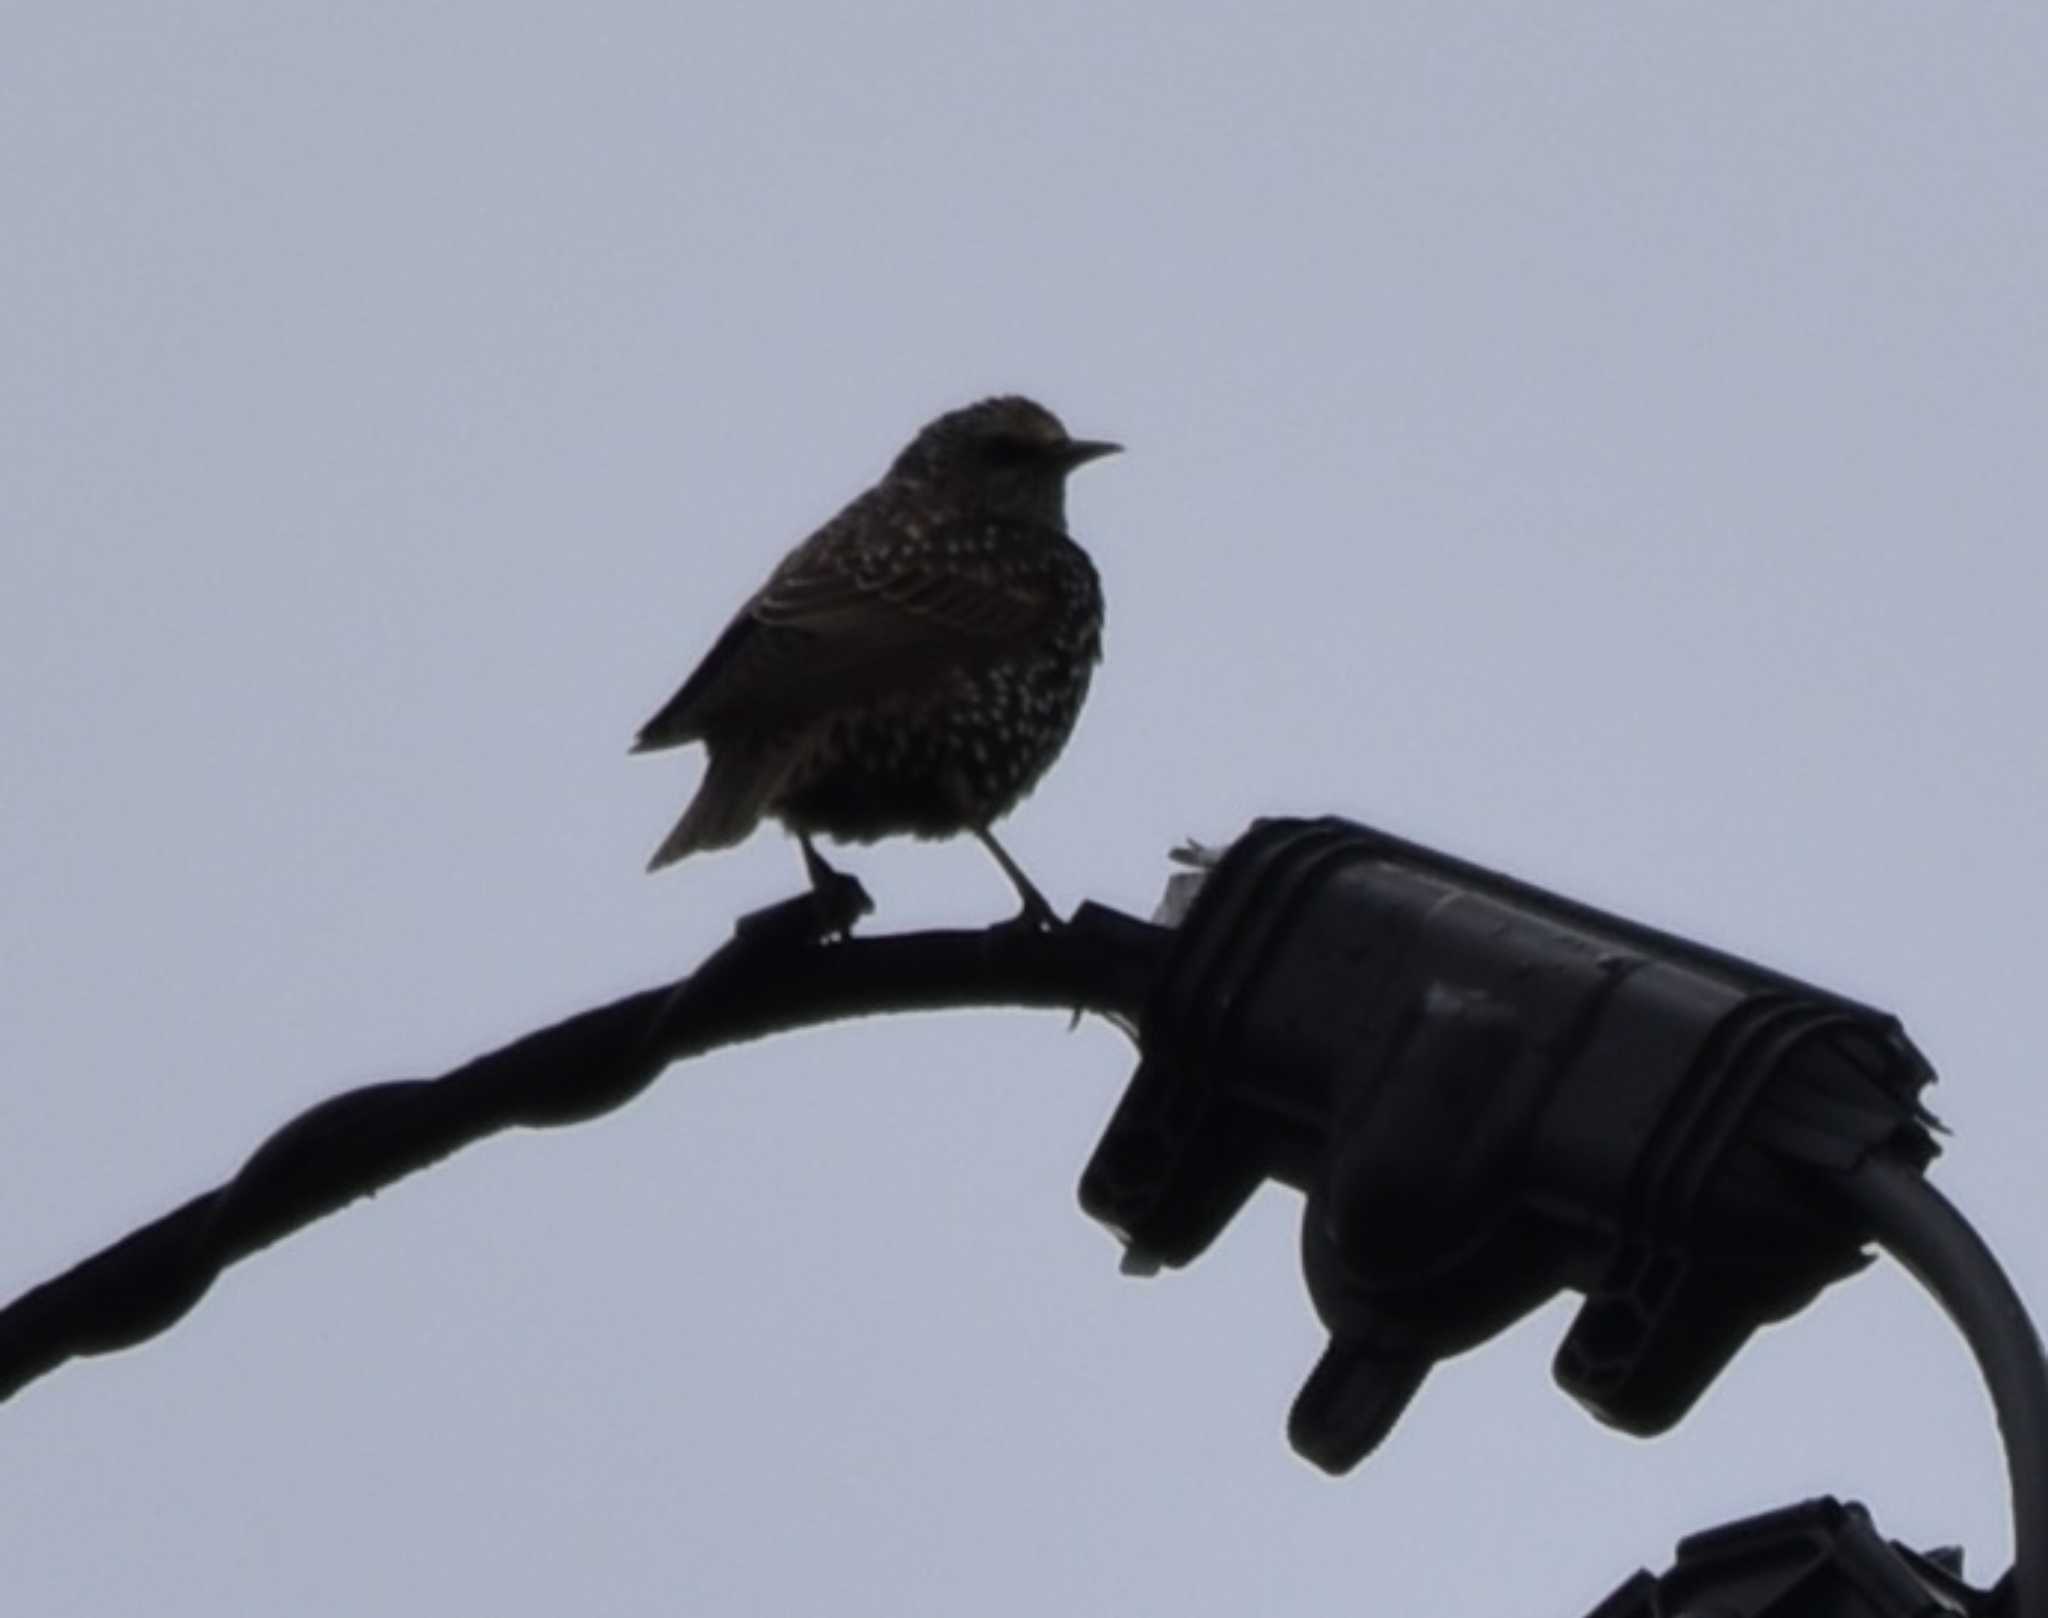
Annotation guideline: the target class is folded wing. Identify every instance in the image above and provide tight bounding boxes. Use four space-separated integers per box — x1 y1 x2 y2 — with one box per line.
632 521 1060 752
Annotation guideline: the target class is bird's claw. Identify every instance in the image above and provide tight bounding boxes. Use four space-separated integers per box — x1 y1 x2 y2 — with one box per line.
735 871 874 946
810 870 876 940
992 894 1063 937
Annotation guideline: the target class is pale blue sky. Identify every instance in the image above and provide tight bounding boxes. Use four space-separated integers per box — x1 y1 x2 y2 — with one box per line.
5 6 2045 1613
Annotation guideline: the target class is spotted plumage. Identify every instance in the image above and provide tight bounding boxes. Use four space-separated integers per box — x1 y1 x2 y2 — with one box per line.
632 395 1117 922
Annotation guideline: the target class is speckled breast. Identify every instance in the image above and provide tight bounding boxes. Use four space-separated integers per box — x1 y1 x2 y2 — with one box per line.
776 641 1098 842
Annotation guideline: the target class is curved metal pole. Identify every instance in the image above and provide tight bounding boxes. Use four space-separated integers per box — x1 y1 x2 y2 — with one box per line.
0 893 1167 1406
1835 1151 2048 1618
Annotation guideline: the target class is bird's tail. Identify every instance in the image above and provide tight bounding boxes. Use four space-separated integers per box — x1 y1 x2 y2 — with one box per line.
646 745 792 871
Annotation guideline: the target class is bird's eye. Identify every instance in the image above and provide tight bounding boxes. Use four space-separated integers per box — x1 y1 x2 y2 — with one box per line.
983 435 1036 466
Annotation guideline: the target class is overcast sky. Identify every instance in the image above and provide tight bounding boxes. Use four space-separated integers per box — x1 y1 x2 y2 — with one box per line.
5 6 2045 1614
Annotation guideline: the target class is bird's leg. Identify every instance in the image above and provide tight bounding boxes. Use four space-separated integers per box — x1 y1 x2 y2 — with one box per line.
798 833 840 892
735 833 873 943
793 833 873 938
973 826 1060 930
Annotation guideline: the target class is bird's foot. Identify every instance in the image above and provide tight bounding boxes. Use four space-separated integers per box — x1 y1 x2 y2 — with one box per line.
780 835 874 941
807 868 875 941
970 826 1066 936
992 890 1064 937
735 869 874 946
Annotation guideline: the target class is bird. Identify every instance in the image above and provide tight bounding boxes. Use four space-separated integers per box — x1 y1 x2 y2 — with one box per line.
632 394 1119 926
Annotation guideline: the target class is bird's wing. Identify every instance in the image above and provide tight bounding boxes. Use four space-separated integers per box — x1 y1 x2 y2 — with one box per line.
631 520 1065 751
631 605 764 750
752 534 1052 640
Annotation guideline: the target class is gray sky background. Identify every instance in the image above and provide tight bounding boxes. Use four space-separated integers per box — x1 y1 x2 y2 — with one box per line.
5 6 2045 1613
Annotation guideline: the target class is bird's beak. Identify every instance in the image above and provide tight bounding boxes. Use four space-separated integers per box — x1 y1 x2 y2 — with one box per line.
1056 438 1123 471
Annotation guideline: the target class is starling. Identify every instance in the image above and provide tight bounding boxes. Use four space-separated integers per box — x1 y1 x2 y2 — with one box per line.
632 395 1118 924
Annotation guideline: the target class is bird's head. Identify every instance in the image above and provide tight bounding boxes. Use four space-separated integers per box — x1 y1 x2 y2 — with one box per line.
889 395 1121 527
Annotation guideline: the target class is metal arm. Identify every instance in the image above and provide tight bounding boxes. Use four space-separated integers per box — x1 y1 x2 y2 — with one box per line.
1834 1151 2048 1618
